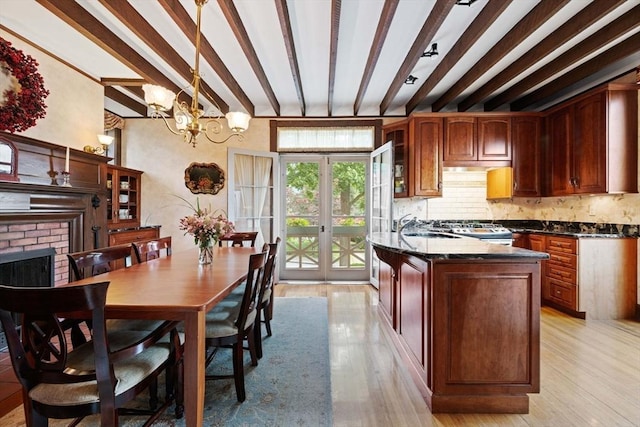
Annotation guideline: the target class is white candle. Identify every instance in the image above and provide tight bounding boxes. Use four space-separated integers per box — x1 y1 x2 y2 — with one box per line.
65 147 70 172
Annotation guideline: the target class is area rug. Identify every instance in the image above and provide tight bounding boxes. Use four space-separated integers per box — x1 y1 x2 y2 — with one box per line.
141 297 335 427
1 297 332 427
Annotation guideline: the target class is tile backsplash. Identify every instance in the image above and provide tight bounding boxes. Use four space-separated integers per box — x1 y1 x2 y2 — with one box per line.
393 169 640 226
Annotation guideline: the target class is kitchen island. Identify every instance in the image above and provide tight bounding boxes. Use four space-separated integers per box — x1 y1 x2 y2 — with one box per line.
369 232 548 414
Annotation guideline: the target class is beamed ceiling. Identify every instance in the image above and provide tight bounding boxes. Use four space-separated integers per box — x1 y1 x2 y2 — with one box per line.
1 0 639 119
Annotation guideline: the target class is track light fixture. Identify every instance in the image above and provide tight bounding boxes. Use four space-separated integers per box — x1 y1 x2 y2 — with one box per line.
421 43 438 58
404 75 418 85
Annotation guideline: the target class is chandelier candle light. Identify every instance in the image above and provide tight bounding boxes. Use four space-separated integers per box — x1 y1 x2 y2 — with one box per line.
143 0 250 147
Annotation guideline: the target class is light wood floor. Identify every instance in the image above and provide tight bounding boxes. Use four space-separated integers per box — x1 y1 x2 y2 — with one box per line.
2 284 638 426
274 284 640 427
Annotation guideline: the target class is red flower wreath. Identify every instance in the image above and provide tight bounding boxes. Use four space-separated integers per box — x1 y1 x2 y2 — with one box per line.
0 37 49 133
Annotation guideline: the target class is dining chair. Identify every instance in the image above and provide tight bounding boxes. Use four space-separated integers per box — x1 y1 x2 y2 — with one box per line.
66 245 167 343
0 281 183 426
255 237 281 359
67 244 137 281
66 244 183 415
203 249 268 402
218 231 258 247
133 236 173 263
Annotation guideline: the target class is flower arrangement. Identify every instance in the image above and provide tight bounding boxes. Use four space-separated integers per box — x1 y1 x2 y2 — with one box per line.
178 197 235 249
0 38 49 133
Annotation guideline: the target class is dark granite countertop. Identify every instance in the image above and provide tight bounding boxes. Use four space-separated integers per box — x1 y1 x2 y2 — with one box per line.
501 220 638 239
369 232 549 260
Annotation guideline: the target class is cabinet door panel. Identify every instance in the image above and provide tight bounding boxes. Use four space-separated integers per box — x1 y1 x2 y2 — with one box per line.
573 93 607 194
383 122 409 198
412 117 443 197
477 117 511 161
512 116 542 197
399 257 428 367
548 107 573 195
444 117 476 161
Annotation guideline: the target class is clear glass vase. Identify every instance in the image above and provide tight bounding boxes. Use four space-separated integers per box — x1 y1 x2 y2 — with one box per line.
198 240 214 265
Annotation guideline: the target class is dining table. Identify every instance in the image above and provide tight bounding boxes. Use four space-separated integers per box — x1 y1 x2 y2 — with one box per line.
68 245 259 426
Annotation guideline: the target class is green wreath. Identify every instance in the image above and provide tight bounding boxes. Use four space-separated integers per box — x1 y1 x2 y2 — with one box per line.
0 37 49 133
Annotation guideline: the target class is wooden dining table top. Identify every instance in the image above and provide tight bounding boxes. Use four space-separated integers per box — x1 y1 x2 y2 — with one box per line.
66 245 260 426
70 246 258 315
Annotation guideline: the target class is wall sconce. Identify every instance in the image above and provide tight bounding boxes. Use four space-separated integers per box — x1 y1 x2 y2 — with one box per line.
421 43 438 58
404 75 418 85
83 134 114 155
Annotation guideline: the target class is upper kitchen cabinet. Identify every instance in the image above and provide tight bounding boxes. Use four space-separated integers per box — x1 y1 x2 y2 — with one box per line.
409 117 443 197
382 120 409 198
512 115 543 197
443 116 511 167
546 84 638 196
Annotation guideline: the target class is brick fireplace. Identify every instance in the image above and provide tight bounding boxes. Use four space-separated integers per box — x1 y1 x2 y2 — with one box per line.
0 131 111 285
0 222 69 286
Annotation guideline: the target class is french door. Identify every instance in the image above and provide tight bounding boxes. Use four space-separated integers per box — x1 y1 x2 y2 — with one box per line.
279 154 369 282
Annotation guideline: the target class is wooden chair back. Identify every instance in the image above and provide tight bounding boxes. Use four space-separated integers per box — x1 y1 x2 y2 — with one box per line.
133 236 172 263
67 244 135 281
0 281 181 425
254 237 281 358
203 248 268 402
218 231 258 247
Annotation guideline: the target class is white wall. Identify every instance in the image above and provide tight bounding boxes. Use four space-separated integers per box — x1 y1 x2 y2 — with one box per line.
0 31 103 148
122 118 270 253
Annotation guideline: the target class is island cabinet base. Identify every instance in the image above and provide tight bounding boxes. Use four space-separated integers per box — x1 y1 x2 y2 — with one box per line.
376 250 541 414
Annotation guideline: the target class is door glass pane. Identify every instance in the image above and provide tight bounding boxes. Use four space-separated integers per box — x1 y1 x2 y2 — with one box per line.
331 161 366 270
285 161 320 270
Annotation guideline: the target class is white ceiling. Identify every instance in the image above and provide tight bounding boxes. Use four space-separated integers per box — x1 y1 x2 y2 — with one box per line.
1 0 638 119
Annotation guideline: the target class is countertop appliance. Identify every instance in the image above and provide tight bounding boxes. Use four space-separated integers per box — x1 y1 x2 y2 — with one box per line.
425 221 513 245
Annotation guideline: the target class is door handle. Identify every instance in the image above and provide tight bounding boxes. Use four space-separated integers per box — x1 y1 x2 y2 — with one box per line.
320 225 325 232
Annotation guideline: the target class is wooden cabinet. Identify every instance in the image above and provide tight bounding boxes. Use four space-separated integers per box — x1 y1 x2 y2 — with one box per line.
511 233 528 249
105 165 143 230
512 116 542 197
372 242 542 413
383 117 442 198
536 233 637 319
409 117 442 197
544 235 577 310
546 85 638 196
443 116 511 167
398 255 429 369
108 227 159 247
383 121 409 198
444 117 476 162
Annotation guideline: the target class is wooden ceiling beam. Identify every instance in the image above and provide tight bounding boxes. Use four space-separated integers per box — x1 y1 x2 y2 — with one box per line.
35 0 195 108
354 0 399 115
380 0 457 115
405 0 511 115
486 3 640 111
275 0 306 116
465 0 625 112
217 0 279 116
101 78 146 87
431 0 570 112
104 86 147 117
327 0 342 116
511 32 640 111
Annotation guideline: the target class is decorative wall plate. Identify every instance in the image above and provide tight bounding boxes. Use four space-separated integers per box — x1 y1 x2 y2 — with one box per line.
184 162 225 195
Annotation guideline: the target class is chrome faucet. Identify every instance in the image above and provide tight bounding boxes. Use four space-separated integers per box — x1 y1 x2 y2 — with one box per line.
397 213 416 235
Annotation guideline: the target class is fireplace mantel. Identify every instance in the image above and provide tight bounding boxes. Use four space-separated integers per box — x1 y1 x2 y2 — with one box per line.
0 132 110 252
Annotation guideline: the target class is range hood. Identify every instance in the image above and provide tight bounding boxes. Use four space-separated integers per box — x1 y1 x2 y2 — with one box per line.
486 167 513 200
